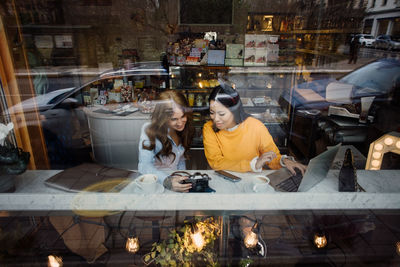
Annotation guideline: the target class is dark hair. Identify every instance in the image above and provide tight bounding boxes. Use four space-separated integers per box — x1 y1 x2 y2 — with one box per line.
208 84 250 130
142 90 194 160
208 85 240 108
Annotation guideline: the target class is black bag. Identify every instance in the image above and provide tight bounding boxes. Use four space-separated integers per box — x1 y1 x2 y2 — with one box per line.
0 141 30 175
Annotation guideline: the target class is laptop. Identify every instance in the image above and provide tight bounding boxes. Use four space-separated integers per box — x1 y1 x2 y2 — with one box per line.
267 144 341 192
45 163 139 193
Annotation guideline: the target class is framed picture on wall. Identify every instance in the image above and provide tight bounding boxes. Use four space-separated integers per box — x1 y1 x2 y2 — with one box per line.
34 35 54 49
54 35 73 48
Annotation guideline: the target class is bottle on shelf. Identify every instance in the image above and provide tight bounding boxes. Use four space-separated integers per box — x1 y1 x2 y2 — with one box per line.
196 94 203 107
188 93 195 106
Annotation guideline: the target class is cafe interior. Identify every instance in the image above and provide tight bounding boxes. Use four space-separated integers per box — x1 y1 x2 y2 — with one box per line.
0 0 400 266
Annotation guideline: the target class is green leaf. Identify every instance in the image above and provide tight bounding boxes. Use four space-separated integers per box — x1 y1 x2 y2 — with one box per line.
151 251 156 258
144 254 150 262
169 260 177 266
156 245 162 252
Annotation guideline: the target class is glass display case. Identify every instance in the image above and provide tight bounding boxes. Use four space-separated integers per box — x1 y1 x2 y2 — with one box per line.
169 65 229 147
169 65 295 151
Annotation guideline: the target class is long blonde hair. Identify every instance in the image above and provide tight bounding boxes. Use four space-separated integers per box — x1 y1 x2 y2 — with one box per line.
142 90 194 160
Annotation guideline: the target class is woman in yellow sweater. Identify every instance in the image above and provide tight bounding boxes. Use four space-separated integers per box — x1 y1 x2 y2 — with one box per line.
203 84 306 175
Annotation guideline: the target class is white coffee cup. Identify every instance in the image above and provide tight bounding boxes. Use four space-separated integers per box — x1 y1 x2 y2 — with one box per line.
134 174 158 193
252 176 275 193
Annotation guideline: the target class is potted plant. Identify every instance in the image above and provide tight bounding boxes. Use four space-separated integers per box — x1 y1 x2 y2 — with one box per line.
143 217 221 267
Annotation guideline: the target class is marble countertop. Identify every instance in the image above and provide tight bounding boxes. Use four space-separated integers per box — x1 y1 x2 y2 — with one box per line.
1 169 399 212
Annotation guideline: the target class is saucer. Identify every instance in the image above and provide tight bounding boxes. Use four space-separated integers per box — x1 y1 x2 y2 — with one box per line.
133 183 164 194
253 184 275 193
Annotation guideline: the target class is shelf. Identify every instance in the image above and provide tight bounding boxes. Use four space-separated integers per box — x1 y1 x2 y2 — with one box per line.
170 88 212 92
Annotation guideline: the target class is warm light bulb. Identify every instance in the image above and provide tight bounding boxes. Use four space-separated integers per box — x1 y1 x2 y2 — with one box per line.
48 255 63 267
396 241 400 256
198 73 202 77
396 141 400 149
267 83 272 89
314 234 327 249
126 237 140 253
384 137 394 146
372 152 381 159
371 160 381 167
171 74 175 78
199 82 203 88
191 231 205 251
374 143 383 151
244 231 258 249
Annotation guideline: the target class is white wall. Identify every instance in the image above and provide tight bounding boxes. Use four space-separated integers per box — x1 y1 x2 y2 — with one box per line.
364 0 400 36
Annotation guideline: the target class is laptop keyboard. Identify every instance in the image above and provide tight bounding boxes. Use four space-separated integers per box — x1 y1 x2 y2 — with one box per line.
275 170 303 192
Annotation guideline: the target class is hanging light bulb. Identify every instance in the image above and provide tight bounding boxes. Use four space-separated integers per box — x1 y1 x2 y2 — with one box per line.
313 233 328 249
244 221 259 249
244 231 258 249
191 229 205 251
47 255 63 267
126 237 140 253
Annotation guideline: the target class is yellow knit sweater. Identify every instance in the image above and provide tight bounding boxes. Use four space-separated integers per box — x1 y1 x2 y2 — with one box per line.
203 117 282 172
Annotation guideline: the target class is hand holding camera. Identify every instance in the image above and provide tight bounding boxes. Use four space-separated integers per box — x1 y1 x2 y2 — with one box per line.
170 175 192 192
167 171 214 193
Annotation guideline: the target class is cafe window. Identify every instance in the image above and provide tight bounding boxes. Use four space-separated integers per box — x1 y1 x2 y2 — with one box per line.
363 19 373 34
393 17 400 36
0 0 400 266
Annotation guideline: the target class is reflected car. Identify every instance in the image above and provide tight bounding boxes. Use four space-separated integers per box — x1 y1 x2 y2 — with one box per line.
3 61 168 169
355 34 375 47
280 58 400 158
282 58 400 112
373 35 400 50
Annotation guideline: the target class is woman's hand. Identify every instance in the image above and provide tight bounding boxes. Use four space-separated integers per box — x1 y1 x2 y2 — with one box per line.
283 158 307 175
170 176 192 192
255 151 277 170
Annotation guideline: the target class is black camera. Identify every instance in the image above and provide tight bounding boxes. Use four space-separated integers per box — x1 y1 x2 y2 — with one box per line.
171 171 214 192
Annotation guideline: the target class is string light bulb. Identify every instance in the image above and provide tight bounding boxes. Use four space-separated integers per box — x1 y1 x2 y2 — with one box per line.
244 221 259 249
191 229 205 251
47 255 63 267
244 231 258 248
372 152 381 159
313 233 328 249
396 241 400 256
126 237 140 253
366 132 400 170
384 137 393 146
396 141 400 149
374 143 383 151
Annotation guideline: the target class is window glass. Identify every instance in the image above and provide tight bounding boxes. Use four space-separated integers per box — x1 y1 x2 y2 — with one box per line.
0 1 399 266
